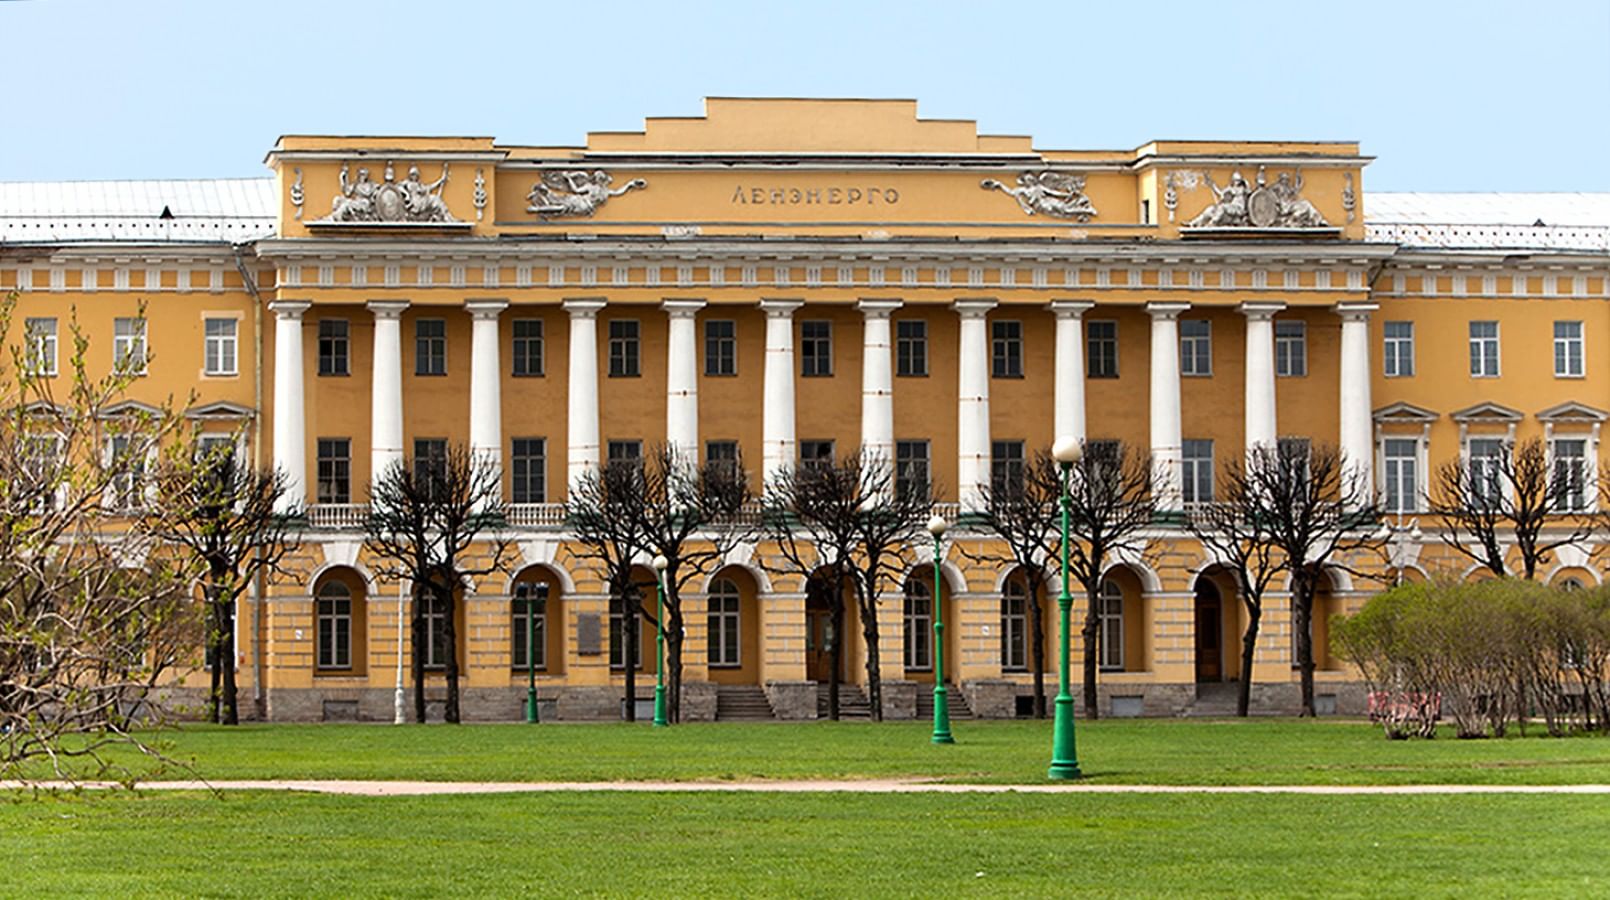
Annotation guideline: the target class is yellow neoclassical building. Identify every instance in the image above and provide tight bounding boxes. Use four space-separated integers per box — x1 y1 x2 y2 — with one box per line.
3 98 1608 720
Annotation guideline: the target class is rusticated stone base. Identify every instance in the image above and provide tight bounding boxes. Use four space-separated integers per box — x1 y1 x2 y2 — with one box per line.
879 680 918 720
680 681 719 723
764 681 818 720
960 679 1019 718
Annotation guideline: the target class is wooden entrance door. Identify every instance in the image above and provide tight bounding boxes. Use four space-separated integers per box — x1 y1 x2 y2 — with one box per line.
804 581 836 681
1194 580 1222 682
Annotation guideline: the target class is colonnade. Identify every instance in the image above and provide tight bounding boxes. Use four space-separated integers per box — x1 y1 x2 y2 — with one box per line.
269 297 1378 516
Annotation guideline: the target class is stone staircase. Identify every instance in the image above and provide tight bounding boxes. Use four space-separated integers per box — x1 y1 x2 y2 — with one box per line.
715 684 776 721
816 682 874 718
915 683 974 720
1182 682 1243 717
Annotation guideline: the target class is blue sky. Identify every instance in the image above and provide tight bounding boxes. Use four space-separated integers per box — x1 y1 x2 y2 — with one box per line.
2 0 1606 190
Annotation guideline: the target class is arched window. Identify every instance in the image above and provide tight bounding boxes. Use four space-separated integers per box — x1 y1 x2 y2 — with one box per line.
1560 577 1585 592
316 580 352 670
707 578 741 667
512 580 549 670
1099 579 1124 671
904 580 932 671
1001 579 1028 672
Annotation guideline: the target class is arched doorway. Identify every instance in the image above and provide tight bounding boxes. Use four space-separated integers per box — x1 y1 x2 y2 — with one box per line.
705 566 762 685
312 567 368 677
1193 577 1223 683
510 565 565 677
804 572 842 682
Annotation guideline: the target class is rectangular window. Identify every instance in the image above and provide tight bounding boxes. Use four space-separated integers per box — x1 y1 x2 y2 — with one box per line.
903 586 932 671
1275 321 1307 377
1278 437 1312 486
1554 321 1584 378
1087 320 1118 378
107 434 146 510
113 317 147 375
704 320 736 376
21 434 63 511
1099 580 1124 670
318 319 350 376
512 581 548 670
799 440 835 468
707 583 741 667
1180 320 1212 376
991 320 1024 378
1468 438 1505 509
801 321 832 376
512 319 544 377
705 440 739 479
316 438 351 504
1552 438 1589 512
1469 321 1500 377
1383 321 1414 377
204 318 238 376
895 440 930 503
1000 584 1027 672
415 319 446 376
608 320 640 377
1181 439 1214 506
609 594 641 670
990 440 1026 496
1383 438 1419 514
896 320 927 376
24 318 57 376
422 594 450 669
316 589 352 670
511 438 546 504
413 438 449 501
607 440 642 465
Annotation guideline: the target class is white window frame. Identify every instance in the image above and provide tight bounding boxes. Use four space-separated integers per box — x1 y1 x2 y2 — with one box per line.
1380 435 1424 514
1098 579 1124 671
1549 435 1592 512
25 317 58 376
707 578 742 668
315 581 353 670
512 581 548 671
903 581 933 672
1000 580 1027 672
1181 439 1214 506
204 317 238 376
113 317 148 375
1465 436 1508 509
1468 321 1500 378
1275 320 1307 377
1180 319 1212 377
1554 321 1584 378
1383 321 1415 378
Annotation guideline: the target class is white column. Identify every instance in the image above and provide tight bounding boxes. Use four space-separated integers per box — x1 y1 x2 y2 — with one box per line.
760 299 803 485
1239 302 1285 454
565 299 606 491
269 300 310 513
858 299 902 464
466 299 508 498
1147 301 1190 513
664 299 707 461
1337 302 1378 498
955 298 998 512
367 300 409 485
1049 300 1094 445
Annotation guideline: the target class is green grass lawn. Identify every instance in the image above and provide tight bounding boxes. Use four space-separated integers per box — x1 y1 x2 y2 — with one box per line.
41 718 1610 786
3 790 1605 897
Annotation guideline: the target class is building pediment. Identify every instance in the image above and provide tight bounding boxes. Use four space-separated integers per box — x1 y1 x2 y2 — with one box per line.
98 399 164 419
1373 401 1438 423
1449 401 1524 423
185 400 256 420
1536 401 1608 423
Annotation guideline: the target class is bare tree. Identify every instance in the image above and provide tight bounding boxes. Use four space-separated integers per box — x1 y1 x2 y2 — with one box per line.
1429 437 1598 580
1252 442 1384 717
1 294 199 779
847 456 933 722
568 456 657 721
1185 447 1292 717
971 448 1060 717
364 444 512 724
147 428 298 724
764 451 877 720
630 444 755 723
1047 442 1155 720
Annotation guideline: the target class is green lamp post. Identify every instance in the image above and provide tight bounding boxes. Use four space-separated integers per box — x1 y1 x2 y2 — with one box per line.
927 513 955 744
652 553 669 728
524 583 546 724
1048 436 1084 780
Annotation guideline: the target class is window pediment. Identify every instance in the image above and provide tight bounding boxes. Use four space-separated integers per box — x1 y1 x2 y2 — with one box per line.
1372 401 1438 424
1536 401 1608 424
185 400 256 420
1449 401 1523 424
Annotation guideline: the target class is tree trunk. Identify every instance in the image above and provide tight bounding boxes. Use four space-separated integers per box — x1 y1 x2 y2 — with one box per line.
860 591 883 723
219 608 239 726
206 600 223 724
622 583 638 722
442 585 461 725
1027 572 1047 718
1237 605 1262 717
1293 576 1316 718
666 603 684 725
1081 579 1101 720
828 573 843 721
411 586 426 724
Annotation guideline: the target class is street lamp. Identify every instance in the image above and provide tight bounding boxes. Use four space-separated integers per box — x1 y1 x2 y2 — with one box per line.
1048 436 1084 780
652 553 669 728
927 513 955 745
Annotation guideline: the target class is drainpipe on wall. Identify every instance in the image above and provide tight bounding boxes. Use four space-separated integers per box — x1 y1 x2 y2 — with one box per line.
233 244 268 720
